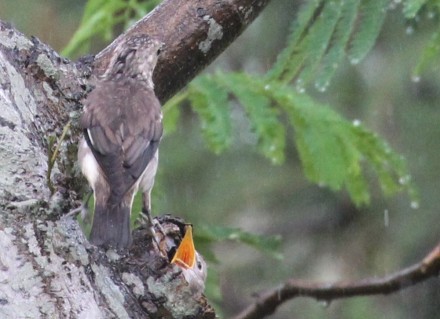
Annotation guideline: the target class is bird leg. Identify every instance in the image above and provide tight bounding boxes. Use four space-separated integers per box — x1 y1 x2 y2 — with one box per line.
141 191 166 253
66 190 93 220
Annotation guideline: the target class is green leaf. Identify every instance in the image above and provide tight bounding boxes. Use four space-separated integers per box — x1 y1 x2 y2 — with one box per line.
215 73 286 164
267 0 390 89
403 0 429 18
162 92 186 136
289 96 361 190
196 225 283 260
268 83 417 206
62 0 160 57
348 0 388 64
188 76 232 153
62 0 127 57
315 0 361 91
204 268 222 306
352 125 415 199
296 1 343 88
172 70 417 206
267 0 322 82
345 167 370 205
413 31 440 78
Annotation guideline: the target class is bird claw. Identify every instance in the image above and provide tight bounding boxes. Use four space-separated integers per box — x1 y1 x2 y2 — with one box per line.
66 191 93 220
139 210 168 257
65 205 86 219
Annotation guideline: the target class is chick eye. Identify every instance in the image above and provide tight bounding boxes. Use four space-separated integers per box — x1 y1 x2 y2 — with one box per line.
197 260 203 270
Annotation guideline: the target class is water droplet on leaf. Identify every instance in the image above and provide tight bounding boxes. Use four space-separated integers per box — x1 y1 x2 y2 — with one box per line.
296 79 305 93
296 86 305 93
352 119 361 127
315 81 328 92
411 75 421 83
410 201 419 209
399 175 411 185
318 300 331 308
350 58 360 65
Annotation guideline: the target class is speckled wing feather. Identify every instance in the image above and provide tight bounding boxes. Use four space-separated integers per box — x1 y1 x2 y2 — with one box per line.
81 79 163 203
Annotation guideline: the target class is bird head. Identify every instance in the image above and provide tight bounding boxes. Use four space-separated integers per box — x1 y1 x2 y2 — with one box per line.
104 34 164 87
171 225 207 296
152 216 208 297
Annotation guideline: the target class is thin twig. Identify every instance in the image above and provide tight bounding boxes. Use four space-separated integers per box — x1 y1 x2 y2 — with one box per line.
233 242 440 319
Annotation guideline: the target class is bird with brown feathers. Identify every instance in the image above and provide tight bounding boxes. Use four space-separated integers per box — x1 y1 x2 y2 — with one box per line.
78 35 163 249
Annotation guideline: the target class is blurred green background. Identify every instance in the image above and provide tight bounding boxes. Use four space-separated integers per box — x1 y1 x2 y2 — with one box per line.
1 0 438 318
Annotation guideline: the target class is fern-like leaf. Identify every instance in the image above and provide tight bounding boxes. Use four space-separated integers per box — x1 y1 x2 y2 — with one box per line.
162 92 185 136
188 76 232 153
267 80 417 206
348 0 388 64
179 72 417 206
267 0 389 89
296 1 343 90
413 31 440 77
403 0 429 18
215 73 286 164
62 0 125 56
315 0 361 91
196 225 283 260
266 0 322 82
62 0 159 57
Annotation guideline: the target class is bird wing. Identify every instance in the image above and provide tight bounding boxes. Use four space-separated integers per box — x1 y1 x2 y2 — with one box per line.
81 81 163 203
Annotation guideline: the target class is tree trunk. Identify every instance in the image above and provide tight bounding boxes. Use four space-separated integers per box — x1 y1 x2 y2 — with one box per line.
0 0 271 317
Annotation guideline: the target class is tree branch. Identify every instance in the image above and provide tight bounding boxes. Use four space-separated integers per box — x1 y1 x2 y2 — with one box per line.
233 243 440 319
93 0 273 103
0 15 222 317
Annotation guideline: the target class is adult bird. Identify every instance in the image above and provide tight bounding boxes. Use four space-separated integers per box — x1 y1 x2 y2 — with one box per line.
78 35 163 249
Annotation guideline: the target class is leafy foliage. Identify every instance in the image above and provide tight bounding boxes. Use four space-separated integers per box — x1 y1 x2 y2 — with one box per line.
403 0 430 18
401 0 440 76
413 28 440 78
165 72 417 206
214 73 286 164
187 77 232 154
266 0 388 92
62 0 160 57
162 0 436 206
315 0 361 90
348 0 388 64
195 225 283 261
273 89 416 203
161 91 183 136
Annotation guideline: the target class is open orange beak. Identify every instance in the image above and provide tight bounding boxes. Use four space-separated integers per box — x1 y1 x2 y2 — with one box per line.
171 225 196 269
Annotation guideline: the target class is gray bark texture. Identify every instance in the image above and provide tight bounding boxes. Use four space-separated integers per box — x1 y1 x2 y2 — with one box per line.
0 0 271 318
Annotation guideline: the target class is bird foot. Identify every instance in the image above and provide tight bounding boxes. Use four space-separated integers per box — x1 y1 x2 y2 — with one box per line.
65 202 89 220
66 191 93 220
139 210 168 257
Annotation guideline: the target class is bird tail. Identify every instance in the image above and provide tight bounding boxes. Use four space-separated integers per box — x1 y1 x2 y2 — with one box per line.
90 200 132 250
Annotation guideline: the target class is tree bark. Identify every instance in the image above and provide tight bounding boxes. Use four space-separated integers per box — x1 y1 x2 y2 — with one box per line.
0 0 272 317
95 0 272 103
